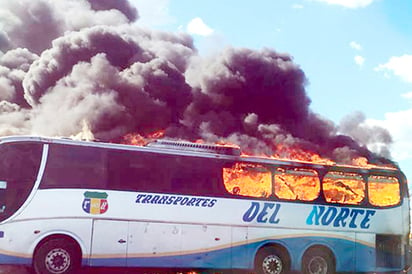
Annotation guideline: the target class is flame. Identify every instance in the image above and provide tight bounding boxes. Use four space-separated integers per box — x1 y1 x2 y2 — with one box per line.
121 133 147 146
368 175 400 206
194 139 240 150
274 168 320 201
223 164 322 201
352 156 368 167
121 132 396 170
223 163 272 198
240 143 336 165
70 119 95 141
121 133 400 206
239 143 397 170
148 130 166 139
271 143 335 165
121 130 165 146
322 172 365 204
215 140 242 148
223 163 400 206
222 163 400 206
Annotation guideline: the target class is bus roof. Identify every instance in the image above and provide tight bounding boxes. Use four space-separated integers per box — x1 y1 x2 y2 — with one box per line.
0 135 403 177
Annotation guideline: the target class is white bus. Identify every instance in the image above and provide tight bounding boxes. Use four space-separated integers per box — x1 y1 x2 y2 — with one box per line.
0 136 409 274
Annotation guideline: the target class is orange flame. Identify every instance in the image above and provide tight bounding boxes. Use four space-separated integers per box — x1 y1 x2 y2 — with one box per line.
121 130 165 146
222 162 400 206
223 163 272 198
121 133 400 206
238 142 396 170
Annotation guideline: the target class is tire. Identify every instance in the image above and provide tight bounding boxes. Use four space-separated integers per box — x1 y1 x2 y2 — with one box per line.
33 238 81 274
255 247 289 274
302 248 335 274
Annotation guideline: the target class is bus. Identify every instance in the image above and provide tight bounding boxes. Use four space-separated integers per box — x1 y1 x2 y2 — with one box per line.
0 135 409 274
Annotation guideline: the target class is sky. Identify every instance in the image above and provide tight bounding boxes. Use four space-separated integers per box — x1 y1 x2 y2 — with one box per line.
132 0 412 184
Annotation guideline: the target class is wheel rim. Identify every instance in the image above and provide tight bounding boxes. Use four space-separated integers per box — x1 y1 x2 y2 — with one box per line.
45 248 71 274
307 256 328 274
262 254 283 274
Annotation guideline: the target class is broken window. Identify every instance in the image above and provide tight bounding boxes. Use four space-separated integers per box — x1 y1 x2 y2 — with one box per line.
274 168 320 201
223 162 272 198
368 175 400 207
323 171 365 205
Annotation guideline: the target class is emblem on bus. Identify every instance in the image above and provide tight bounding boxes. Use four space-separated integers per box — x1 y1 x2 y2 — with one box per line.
82 191 109 215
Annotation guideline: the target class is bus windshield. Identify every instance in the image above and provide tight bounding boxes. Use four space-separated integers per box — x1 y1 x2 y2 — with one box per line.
0 142 43 222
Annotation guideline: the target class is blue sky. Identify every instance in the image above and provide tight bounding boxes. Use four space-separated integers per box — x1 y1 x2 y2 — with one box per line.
132 0 412 182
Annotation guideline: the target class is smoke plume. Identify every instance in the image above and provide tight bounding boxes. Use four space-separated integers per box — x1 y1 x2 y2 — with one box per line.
0 0 393 165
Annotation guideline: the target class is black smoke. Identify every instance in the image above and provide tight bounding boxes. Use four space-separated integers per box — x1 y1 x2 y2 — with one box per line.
0 0 394 165
88 0 139 22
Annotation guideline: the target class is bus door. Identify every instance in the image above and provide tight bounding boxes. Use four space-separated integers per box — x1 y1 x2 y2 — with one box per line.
90 220 128 267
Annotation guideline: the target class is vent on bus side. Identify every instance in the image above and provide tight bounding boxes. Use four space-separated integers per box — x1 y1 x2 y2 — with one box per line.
376 234 402 268
146 140 241 156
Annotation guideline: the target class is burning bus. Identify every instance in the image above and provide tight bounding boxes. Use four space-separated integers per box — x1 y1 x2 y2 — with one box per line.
0 135 409 274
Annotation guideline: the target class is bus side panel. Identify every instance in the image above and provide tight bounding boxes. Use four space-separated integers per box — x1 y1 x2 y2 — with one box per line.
0 220 32 265
0 218 93 266
402 197 411 268
90 219 128 267
231 226 249 269
180 224 231 268
355 233 376 272
127 222 181 268
126 222 233 269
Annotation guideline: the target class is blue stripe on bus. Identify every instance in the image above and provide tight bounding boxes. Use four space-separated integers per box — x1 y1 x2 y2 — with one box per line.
0 236 403 272
0 254 31 265
89 236 383 272
91 246 238 269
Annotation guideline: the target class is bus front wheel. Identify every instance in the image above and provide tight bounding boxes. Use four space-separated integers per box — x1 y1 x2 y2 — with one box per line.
254 246 289 274
33 237 81 274
302 247 335 274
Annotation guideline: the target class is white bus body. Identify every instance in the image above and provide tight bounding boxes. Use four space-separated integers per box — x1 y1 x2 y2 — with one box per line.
0 136 409 274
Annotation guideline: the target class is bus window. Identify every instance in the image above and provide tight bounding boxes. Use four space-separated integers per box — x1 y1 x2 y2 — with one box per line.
223 162 271 198
167 156 224 196
107 150 169 192
41 144 107 189
274 168 320 201
107 151 223 195
368 175 400 206
0 142 42 221
323 171 365 205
